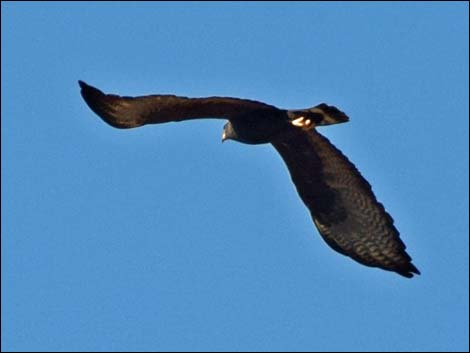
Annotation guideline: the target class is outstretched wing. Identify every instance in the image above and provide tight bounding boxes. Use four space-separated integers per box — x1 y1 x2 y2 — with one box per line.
79 81 280 129
272 129 420 278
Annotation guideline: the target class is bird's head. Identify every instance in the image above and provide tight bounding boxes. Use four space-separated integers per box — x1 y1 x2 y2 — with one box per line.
221 121 239 143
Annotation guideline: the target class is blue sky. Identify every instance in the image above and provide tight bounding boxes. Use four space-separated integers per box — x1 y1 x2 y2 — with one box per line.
2 2 468 352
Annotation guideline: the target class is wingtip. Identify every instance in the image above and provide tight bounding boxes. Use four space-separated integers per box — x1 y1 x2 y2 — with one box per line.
78 80 87 89
397 263 421 278
78 80 112 124
78 81 143 129
78 80 105 99
78 80 99 93
410 263 421 276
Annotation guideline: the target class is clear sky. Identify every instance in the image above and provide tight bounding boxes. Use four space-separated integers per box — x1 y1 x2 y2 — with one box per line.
2 2 468 352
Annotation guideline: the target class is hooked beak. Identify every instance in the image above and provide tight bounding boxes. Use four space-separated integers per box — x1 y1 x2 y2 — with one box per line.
221 130 227 143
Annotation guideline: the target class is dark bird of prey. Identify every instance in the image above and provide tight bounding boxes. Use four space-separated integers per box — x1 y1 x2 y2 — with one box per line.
79 80 420 278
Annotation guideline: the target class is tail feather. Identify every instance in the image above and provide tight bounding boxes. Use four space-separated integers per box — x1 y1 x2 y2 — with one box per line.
312 103 349 126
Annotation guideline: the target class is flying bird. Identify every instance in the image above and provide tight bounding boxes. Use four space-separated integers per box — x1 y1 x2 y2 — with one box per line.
79 80 420 278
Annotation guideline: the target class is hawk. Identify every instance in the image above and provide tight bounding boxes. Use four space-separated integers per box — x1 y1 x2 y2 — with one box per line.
79 81 420 278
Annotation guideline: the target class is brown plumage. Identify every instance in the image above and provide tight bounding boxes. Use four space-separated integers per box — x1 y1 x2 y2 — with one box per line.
79 80 420 278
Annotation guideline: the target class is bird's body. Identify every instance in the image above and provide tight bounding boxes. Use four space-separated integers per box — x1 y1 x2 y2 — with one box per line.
79 81 420 278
